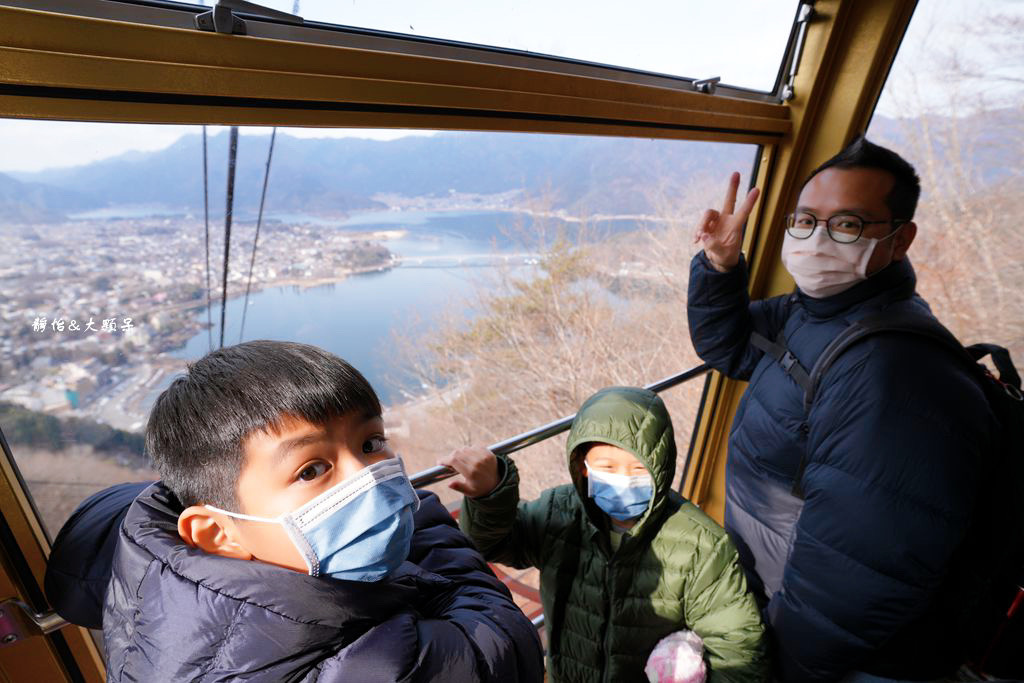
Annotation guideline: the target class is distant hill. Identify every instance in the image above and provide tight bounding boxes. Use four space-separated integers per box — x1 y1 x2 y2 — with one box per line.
4 109 1016 223
867 109 1018 187
11 131 753 218
0 172 92 224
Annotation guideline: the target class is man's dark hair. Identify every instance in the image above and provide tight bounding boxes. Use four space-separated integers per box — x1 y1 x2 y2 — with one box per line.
146 340 381 509
805 135 921 221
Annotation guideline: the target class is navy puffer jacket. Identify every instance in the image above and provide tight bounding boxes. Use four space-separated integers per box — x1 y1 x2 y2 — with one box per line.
688 253 996 682
101 482 543 682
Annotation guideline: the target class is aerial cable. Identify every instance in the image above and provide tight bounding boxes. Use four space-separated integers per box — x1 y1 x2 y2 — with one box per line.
239 1 295 343
202 126 213 353
197 2 213 353
219 126 239 349
239 128 276 343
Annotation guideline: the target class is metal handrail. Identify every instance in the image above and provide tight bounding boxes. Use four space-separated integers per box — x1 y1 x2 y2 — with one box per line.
410 363 710 488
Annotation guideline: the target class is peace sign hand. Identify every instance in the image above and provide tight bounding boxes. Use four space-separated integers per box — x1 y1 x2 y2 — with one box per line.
694 172 761 273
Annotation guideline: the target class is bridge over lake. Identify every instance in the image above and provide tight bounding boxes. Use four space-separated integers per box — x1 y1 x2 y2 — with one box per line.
395 253 541 268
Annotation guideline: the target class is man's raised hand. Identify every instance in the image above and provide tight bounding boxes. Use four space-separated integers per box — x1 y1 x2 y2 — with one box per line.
439 447 500 498
693 172 760 273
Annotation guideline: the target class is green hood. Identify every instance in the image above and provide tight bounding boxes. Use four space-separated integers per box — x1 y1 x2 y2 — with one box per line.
566 386 675 535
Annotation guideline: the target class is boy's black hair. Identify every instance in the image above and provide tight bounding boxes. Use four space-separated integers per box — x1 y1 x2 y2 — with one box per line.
146 340 381 509
805 135 921 221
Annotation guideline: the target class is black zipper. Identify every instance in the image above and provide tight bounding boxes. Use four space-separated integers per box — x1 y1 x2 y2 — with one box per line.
601 559 615 683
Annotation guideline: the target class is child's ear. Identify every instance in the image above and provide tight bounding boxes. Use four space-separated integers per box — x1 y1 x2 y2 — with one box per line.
178 506 253 561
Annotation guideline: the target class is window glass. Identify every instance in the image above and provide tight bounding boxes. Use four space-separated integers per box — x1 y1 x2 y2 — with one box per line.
0 121 755 606
869 0 1024 362
176 0 797 91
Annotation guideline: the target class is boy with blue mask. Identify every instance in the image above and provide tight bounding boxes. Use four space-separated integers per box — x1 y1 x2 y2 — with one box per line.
445 386 767 683
87 340 543 682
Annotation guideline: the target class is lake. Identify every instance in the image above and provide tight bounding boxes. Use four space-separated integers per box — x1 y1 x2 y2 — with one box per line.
172 209 556 405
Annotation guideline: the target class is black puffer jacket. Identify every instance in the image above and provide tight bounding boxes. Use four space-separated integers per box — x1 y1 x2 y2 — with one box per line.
101 482 543 682
688 254 996 681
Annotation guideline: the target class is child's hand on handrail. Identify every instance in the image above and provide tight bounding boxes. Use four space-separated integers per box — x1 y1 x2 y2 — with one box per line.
439 447 501 498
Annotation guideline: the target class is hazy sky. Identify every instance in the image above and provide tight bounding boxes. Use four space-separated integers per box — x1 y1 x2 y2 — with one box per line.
0 0 1019 173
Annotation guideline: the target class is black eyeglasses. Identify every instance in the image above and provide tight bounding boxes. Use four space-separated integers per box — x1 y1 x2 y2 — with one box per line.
786 212 907 244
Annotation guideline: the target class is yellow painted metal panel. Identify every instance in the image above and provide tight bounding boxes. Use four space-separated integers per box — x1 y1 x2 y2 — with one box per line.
0 459 49 591
0 94 781 145
0 6 789 140
0 45 791 134
0 452 105 681
0 7 788 118
682 143 777 521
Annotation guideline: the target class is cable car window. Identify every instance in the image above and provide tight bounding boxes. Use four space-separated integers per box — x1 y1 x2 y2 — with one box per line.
119 0 798 92
868 0 1024 362
0 119 757 543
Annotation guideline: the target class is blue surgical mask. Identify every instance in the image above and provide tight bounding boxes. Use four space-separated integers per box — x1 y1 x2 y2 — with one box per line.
208 456 419 581
585 461 653 521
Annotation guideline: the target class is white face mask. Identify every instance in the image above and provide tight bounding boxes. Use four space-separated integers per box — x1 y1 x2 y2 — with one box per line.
781 224 902 298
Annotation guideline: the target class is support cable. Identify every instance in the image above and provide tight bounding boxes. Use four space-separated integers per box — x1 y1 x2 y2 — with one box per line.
219 126 239 349
202 126 213 352
239 128 276 343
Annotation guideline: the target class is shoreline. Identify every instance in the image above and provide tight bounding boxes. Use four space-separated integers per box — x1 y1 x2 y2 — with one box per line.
5 205 653 433
347 204 669 226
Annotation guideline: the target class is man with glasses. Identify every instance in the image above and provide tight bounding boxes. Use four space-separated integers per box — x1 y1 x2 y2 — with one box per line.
687 137 995 682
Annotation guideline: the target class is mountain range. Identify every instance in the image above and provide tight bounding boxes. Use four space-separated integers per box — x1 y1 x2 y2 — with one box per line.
0 110 1015 224
1 131 752 222
0 172 93 224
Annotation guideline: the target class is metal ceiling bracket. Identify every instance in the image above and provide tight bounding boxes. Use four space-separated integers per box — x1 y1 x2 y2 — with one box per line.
693 77 721 95
194 0 304 35
0 599 67 647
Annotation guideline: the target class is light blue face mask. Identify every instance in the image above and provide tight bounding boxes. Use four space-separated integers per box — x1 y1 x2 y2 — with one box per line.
208 456 420 581
585 461 653 521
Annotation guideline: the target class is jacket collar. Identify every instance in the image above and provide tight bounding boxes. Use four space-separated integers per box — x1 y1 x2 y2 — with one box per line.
124 483 449 629
795 256 917 318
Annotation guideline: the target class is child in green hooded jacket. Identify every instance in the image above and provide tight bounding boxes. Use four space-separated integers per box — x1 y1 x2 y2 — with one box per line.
443 386 768 683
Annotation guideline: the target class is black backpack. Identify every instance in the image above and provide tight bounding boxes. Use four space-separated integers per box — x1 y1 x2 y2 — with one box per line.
752 311 1024 677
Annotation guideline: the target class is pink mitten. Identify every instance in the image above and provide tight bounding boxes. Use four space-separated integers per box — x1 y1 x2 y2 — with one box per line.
644 630 707 683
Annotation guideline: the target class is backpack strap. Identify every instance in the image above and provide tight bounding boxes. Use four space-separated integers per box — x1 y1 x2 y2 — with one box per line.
803 311 971 412
967 343 1022 391
755 310 974 499
750 330 813 394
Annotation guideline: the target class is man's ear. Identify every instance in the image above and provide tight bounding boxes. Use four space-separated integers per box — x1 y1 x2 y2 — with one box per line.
892 221 917 261
178 506 253 560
